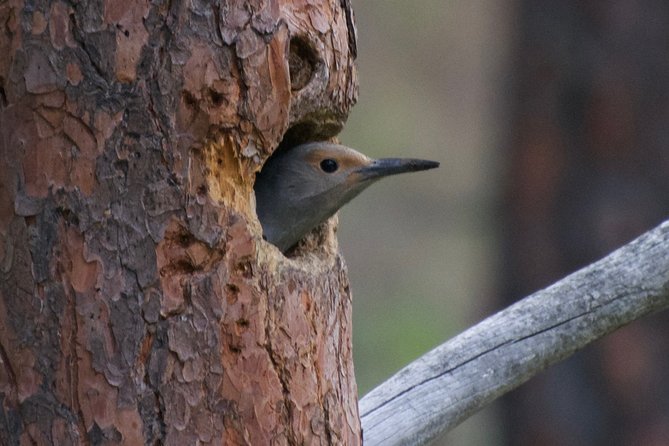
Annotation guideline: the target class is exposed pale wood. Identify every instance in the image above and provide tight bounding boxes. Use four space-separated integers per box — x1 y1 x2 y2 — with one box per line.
360 220 669 446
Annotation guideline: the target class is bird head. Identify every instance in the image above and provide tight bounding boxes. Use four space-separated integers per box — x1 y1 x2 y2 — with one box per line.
254 142 439 252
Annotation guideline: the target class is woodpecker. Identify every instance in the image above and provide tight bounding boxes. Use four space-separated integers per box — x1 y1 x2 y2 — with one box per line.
254 142 439 252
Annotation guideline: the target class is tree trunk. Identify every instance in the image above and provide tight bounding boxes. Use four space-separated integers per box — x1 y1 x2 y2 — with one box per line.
0 1 359 444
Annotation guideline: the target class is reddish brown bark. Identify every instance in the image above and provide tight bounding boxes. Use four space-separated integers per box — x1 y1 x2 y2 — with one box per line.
0 0 359 444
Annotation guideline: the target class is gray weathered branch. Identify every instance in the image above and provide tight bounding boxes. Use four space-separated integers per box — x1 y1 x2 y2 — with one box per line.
359 220 669 446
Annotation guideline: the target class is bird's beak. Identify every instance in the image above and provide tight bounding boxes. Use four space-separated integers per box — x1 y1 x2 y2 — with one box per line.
357 158 440 180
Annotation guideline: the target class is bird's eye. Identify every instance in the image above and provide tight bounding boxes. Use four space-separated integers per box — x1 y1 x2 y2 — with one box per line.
320 159 338 173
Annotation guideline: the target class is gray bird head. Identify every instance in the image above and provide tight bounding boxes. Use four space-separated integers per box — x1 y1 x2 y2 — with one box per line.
254 142 439 252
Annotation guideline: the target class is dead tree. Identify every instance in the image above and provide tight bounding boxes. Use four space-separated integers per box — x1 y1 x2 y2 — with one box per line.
360 220 669 445
0 0 360 444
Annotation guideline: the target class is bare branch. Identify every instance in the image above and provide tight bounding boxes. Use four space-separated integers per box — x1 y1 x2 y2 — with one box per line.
360 220 669 446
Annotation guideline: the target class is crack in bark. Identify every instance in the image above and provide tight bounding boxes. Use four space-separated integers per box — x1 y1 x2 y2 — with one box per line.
212 3 225 46
360 294 621 419
339 0 357 59
263 300 296 445
309 305 334 445
67 280 88 444
142 331 166 445
68 11 109 85
0 338 17 399
321 275 342 446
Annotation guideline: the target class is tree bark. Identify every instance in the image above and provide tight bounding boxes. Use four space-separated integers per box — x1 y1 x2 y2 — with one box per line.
0 1 359 444
360 220 669 445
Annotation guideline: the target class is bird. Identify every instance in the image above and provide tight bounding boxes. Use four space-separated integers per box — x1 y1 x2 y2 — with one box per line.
254 141 439 253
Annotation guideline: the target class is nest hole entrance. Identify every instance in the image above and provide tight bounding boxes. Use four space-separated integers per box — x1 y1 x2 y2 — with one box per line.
254 126 339 258
289 36 319 92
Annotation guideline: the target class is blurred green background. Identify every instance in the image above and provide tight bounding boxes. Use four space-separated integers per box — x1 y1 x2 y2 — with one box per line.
338 1 514 444
338 1 669 445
